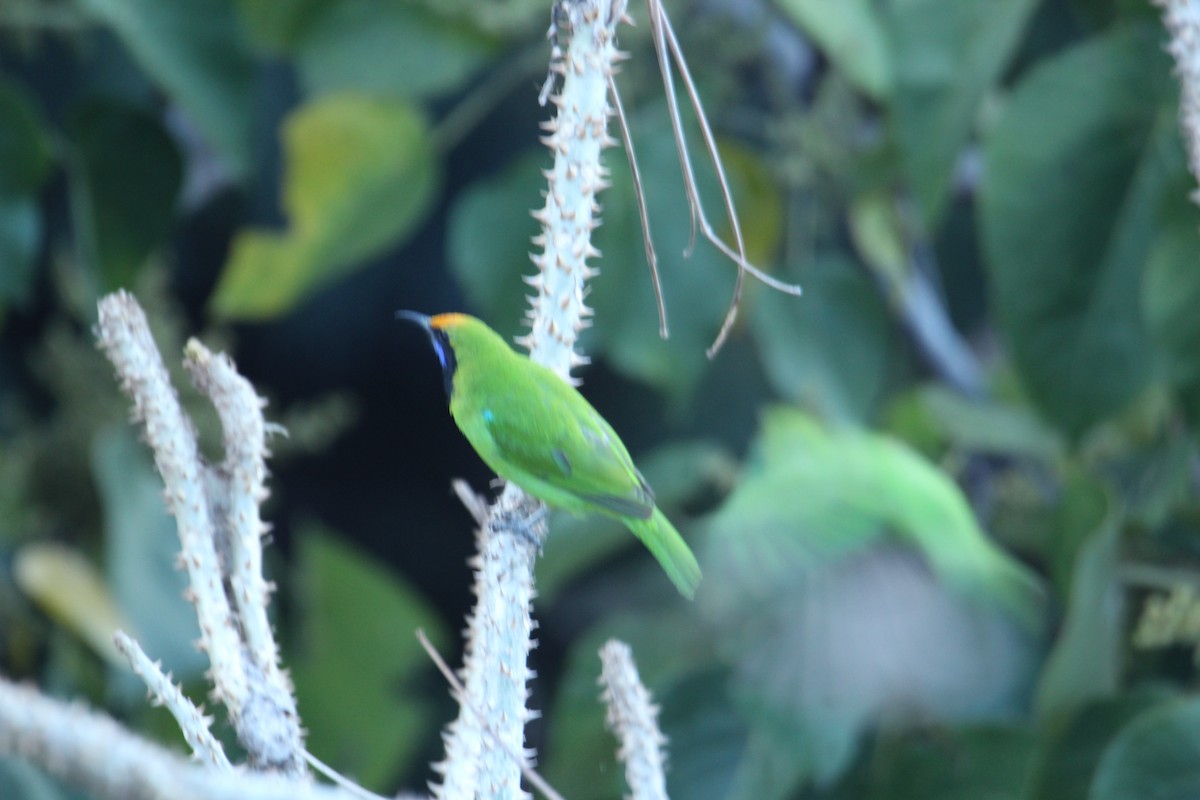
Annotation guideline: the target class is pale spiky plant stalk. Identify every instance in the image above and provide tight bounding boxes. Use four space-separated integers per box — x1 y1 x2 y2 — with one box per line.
95 291 305 776
518 0 628 380
600 640 670 800
432 2 628 798
0 676 356 800
1156 0 1200 201
113 631 232 769
0 290 332 797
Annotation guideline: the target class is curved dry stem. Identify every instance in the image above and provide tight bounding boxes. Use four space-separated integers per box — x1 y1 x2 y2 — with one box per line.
608 74 669 338
644 0 802 357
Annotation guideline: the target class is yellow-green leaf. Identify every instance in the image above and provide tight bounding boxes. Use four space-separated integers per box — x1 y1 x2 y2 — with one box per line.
775 0 891 100
212 95 438 319
14 542 131 666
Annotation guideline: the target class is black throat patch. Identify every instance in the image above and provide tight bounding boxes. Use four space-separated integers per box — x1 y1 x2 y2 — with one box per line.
430 328 457 399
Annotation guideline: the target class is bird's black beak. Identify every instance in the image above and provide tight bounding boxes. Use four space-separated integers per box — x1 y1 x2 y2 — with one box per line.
395 310 432 330
395 310 456 399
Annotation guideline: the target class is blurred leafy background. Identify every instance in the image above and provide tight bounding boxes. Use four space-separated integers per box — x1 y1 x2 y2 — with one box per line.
2 0 1200 798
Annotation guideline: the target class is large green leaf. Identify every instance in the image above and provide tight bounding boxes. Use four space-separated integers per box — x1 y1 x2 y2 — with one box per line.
77 0 256 176
888 0 1037 224
296 0 496 100
212 95 438 319
1026 689 1177 800
290 527 448 791
1034 505 1123 721
751 255 890 422
68 100 183 291
980 25 1176 435
775 0 891 100
235 0 328 51
885 385 1066 461
1091 697 1200 800
1142 186 1200 387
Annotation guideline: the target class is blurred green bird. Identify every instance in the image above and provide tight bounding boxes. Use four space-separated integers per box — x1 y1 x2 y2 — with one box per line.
399 311 701 598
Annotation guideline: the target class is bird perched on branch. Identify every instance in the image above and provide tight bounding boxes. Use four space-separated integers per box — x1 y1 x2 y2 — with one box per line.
398 311 701 598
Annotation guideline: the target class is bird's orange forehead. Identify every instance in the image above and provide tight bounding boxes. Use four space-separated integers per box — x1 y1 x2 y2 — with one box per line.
430 312 467 330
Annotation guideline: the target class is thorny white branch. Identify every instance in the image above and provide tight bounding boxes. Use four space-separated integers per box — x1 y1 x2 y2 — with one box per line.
600 640 671 800
95 290 306 776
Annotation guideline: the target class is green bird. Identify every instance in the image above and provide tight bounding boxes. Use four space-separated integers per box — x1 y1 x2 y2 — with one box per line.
399 311 701 598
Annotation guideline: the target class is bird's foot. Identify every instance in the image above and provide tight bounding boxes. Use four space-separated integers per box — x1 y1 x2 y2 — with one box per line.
505 500 548 548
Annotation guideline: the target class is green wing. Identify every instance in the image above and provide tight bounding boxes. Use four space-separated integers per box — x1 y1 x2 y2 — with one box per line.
482 380 655 520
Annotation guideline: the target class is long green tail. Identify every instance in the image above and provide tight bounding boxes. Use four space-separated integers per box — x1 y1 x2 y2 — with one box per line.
627 507 702 599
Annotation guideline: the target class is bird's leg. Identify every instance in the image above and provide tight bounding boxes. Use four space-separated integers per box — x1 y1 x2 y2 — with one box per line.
499 497 549 548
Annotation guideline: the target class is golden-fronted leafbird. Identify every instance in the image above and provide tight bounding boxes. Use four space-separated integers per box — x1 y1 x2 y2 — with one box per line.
398 311 701 598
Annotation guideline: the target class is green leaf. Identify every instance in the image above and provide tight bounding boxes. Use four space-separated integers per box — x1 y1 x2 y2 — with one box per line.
77 0 256 176
1027 689 1177 800
1143 187 1200 387
888 0 1037 223
235 0 328 51
863 725 1037 800
775 0 891 100
885 385 1066 461
296 0 496 100
752 255 890 422
1034 505 1122 721
13 542 129 667
93 427 207 681
660 669 746 800
1041 470 1111 598
290 526 448 790
212 95 438 319
0 79 53 196
68 100 182 291
1091 697 1200 800
980 25 1176 436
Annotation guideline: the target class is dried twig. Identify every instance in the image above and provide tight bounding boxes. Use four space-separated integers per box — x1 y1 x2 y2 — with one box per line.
643 0 802 357
608 72 669 338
